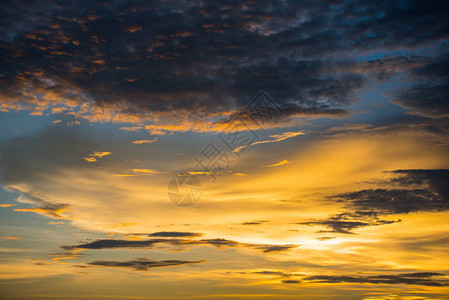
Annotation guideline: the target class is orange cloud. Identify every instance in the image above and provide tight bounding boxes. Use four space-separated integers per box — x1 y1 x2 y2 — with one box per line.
265 160 291 167
1 236 24 240
83 151 112 162
234 131 305 153
132 138 158 144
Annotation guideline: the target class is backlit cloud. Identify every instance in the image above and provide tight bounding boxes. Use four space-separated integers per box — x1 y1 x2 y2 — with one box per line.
83 151 112 163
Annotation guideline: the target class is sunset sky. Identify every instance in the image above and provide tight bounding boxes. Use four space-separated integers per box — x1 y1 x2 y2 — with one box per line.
1 1 449 299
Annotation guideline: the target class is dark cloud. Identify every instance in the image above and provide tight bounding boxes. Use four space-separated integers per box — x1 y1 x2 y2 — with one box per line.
254 270 449 286
394 56 449 118
85 258 204 271
240 220 269 225
315 237 336 241
254 270 292 277
147 231 203 238
303 272 449 287
61 236 299 253
282 280 301 284
254 244 299 253
300 169 448 233
300 211 400 234
335 169 449 214
1 0 447 130
253 270 449 286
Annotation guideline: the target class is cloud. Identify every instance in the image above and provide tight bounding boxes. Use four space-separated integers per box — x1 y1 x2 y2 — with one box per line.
234 131 305 153
83 151 112 163
241 220 269 226
131 138 158 144
50 250 84 261
14 199 70 219
61 236 300 254
393 56 449 118
315 237 335 241
265 160 291 168
130 169 162 174
114 168 165 177
2 1 447 132
303 272 449 287
334 169 449 214
147 231 203 238
1 236 23 240
300 169 448 233
282 280 301 284
300 211 400 234
254 270 449 287
327 124 372 133
84 258 205 271
255 270 293 277
254 244 299 253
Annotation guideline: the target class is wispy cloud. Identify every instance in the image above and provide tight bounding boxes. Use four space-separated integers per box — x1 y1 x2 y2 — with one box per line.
265 160 291 168
83 258 205 271
15 202 70 219
1 236 24 240
114 169 164 177
234 131 305 153
83 151 112 163
131 138 158 144
61 234 300 254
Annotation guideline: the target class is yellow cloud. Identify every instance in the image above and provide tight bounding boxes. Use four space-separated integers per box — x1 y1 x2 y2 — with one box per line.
131 168 163 174
234 131 305 153
0 204 14 207
1 236 24 240
132 138 158 144
265 160 291 167
83 151 112 162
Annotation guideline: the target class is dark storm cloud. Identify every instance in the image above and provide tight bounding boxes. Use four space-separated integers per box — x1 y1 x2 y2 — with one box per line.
85 258 204 271
61 236 299 253
394 56 449 118
1 0 448 127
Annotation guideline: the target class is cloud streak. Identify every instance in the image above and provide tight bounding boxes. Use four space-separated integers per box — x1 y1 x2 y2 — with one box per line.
83 258 205 271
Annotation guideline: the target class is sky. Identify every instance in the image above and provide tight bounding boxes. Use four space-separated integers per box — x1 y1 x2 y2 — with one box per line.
0 0 449 299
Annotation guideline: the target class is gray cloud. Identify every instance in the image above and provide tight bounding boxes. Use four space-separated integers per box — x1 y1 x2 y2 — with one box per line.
147 231 203 238
85 258 204 271
300 211 400 234
336 169 449 214
254 270 292 278
303 272 449 287
300 169 449 234
394 57 449 118
254 270 449 286
1 0 447 129
61 236 299 254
